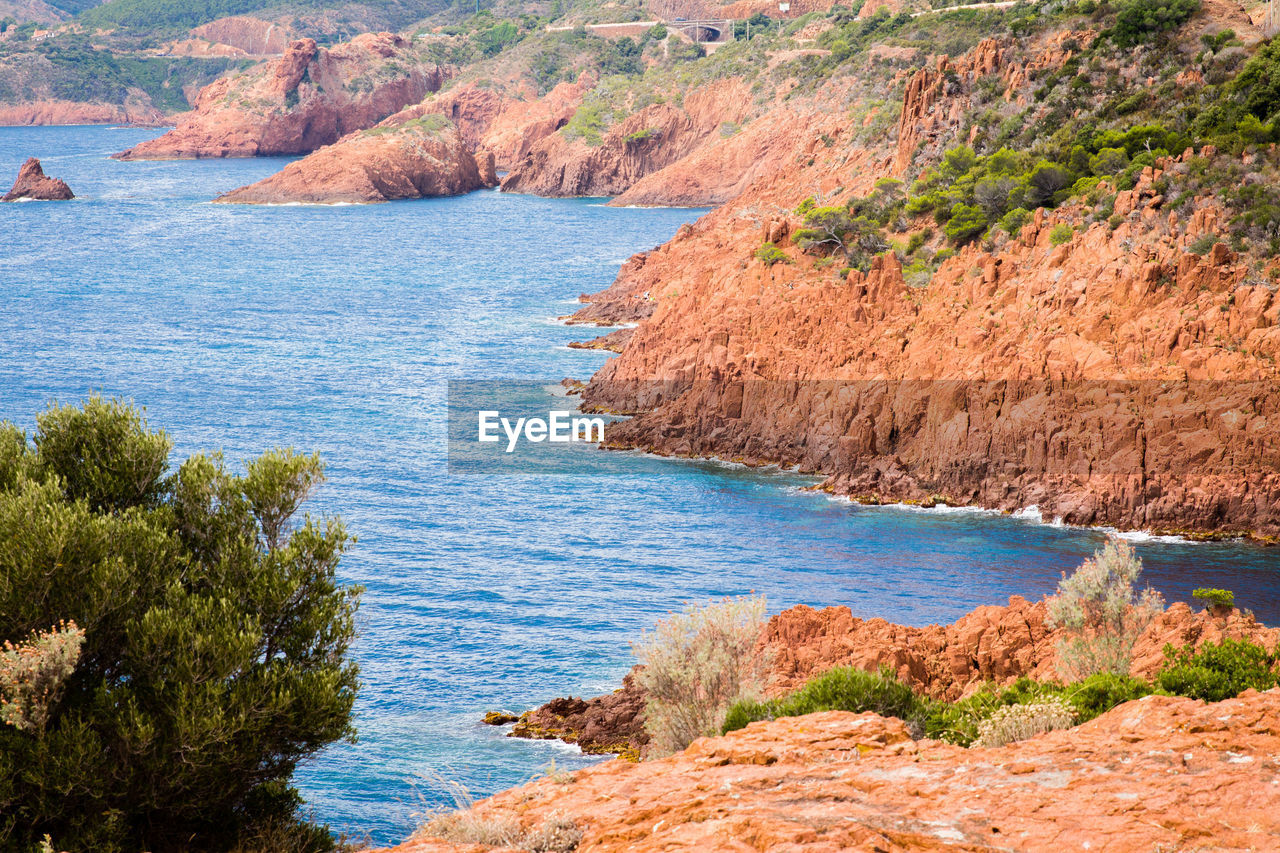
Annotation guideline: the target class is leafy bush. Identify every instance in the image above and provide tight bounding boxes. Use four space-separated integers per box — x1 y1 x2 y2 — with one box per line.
563 104 607 146
1108 0 1199 47
754 242 792 266
1188 233 1219 255
1065 672 1154 720
1049 223 1075 245
624 127 659 143
1156 638 1279 701
1046 539 1165 679
633 596 772 757
0 398 360 852
944 203 988 244
1192 587 1235 612
973 696 1075 747
793 202 889 268
722 666 927 735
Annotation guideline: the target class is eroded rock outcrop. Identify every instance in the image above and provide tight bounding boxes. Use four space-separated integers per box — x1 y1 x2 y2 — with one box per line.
500 79 753 198
506 596 1279 755
214 115 493 204
581 161 1280 536
769 596 1280 699
502 666 647 757
2 157 72 201
391 689 1280 853
114 34 444 160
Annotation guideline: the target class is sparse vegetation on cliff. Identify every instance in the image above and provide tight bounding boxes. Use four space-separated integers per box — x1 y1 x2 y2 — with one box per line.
1047 539 1165 680
0 398 360 852
632 595 771 757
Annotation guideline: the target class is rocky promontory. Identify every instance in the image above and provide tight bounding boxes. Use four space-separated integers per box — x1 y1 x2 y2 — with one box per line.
2 157 73 201
114 33 444 160
505 595 1279 756
215 115 494 204
500 79 753 199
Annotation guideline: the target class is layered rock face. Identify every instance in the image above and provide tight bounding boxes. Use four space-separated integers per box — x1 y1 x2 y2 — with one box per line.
389 689 1280 853
582 180 1280 535
500 79 753 198
215 116 494 204
2 157 72 201
114 33 444 160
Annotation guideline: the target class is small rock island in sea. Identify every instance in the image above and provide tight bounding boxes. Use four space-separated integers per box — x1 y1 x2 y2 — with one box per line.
1 158 74 202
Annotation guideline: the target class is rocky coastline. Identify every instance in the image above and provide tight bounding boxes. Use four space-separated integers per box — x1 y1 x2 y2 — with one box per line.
494 595 1280 758
113 34 445 161
214 116 495 204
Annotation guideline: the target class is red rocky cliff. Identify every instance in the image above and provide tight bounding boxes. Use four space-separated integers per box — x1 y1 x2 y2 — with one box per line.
215 116 494 204
114 34 444 160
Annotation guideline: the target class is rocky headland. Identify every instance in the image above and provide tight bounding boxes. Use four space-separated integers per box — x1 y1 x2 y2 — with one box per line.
501 595 1279 757
2 157 73 201
547 22 1280 539
113 34 445 160
214 114 495 204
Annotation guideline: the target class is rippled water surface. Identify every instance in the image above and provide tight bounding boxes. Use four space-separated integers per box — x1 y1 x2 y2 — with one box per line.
2 126 1278 844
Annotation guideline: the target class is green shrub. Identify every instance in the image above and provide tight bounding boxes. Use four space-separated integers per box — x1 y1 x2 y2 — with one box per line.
1049 223 1075 245
794 206 888 267
1046 539 1165 679
1065 672 1153 720
1156 638 1279 701
754 242 792 266
634 596 772 757
0 398 360 852
563 104 608 146
998 207 1030 235
624 127 659 143
1108 0 1199 47
944 203 988 244
1192 587 1235 612
722 666 927 735
1189 233 1219 255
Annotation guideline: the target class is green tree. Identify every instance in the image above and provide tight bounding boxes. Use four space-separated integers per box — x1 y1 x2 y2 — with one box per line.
0 398 360 853
943 203 988 244
794 206 889 267
1109 0 1199 46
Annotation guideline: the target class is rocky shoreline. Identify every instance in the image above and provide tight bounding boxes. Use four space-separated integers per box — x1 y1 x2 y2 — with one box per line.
493 595 1280 758
2 157 73 202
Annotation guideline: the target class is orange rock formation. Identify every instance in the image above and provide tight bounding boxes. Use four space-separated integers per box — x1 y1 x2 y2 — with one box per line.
114 34 444 160
384 688 1280 852
214 117 495 204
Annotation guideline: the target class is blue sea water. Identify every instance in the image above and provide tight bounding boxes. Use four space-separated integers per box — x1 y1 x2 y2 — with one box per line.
1 125 1278 844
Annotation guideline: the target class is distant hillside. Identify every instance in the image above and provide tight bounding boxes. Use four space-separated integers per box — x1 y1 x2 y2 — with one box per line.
77 0 454 32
